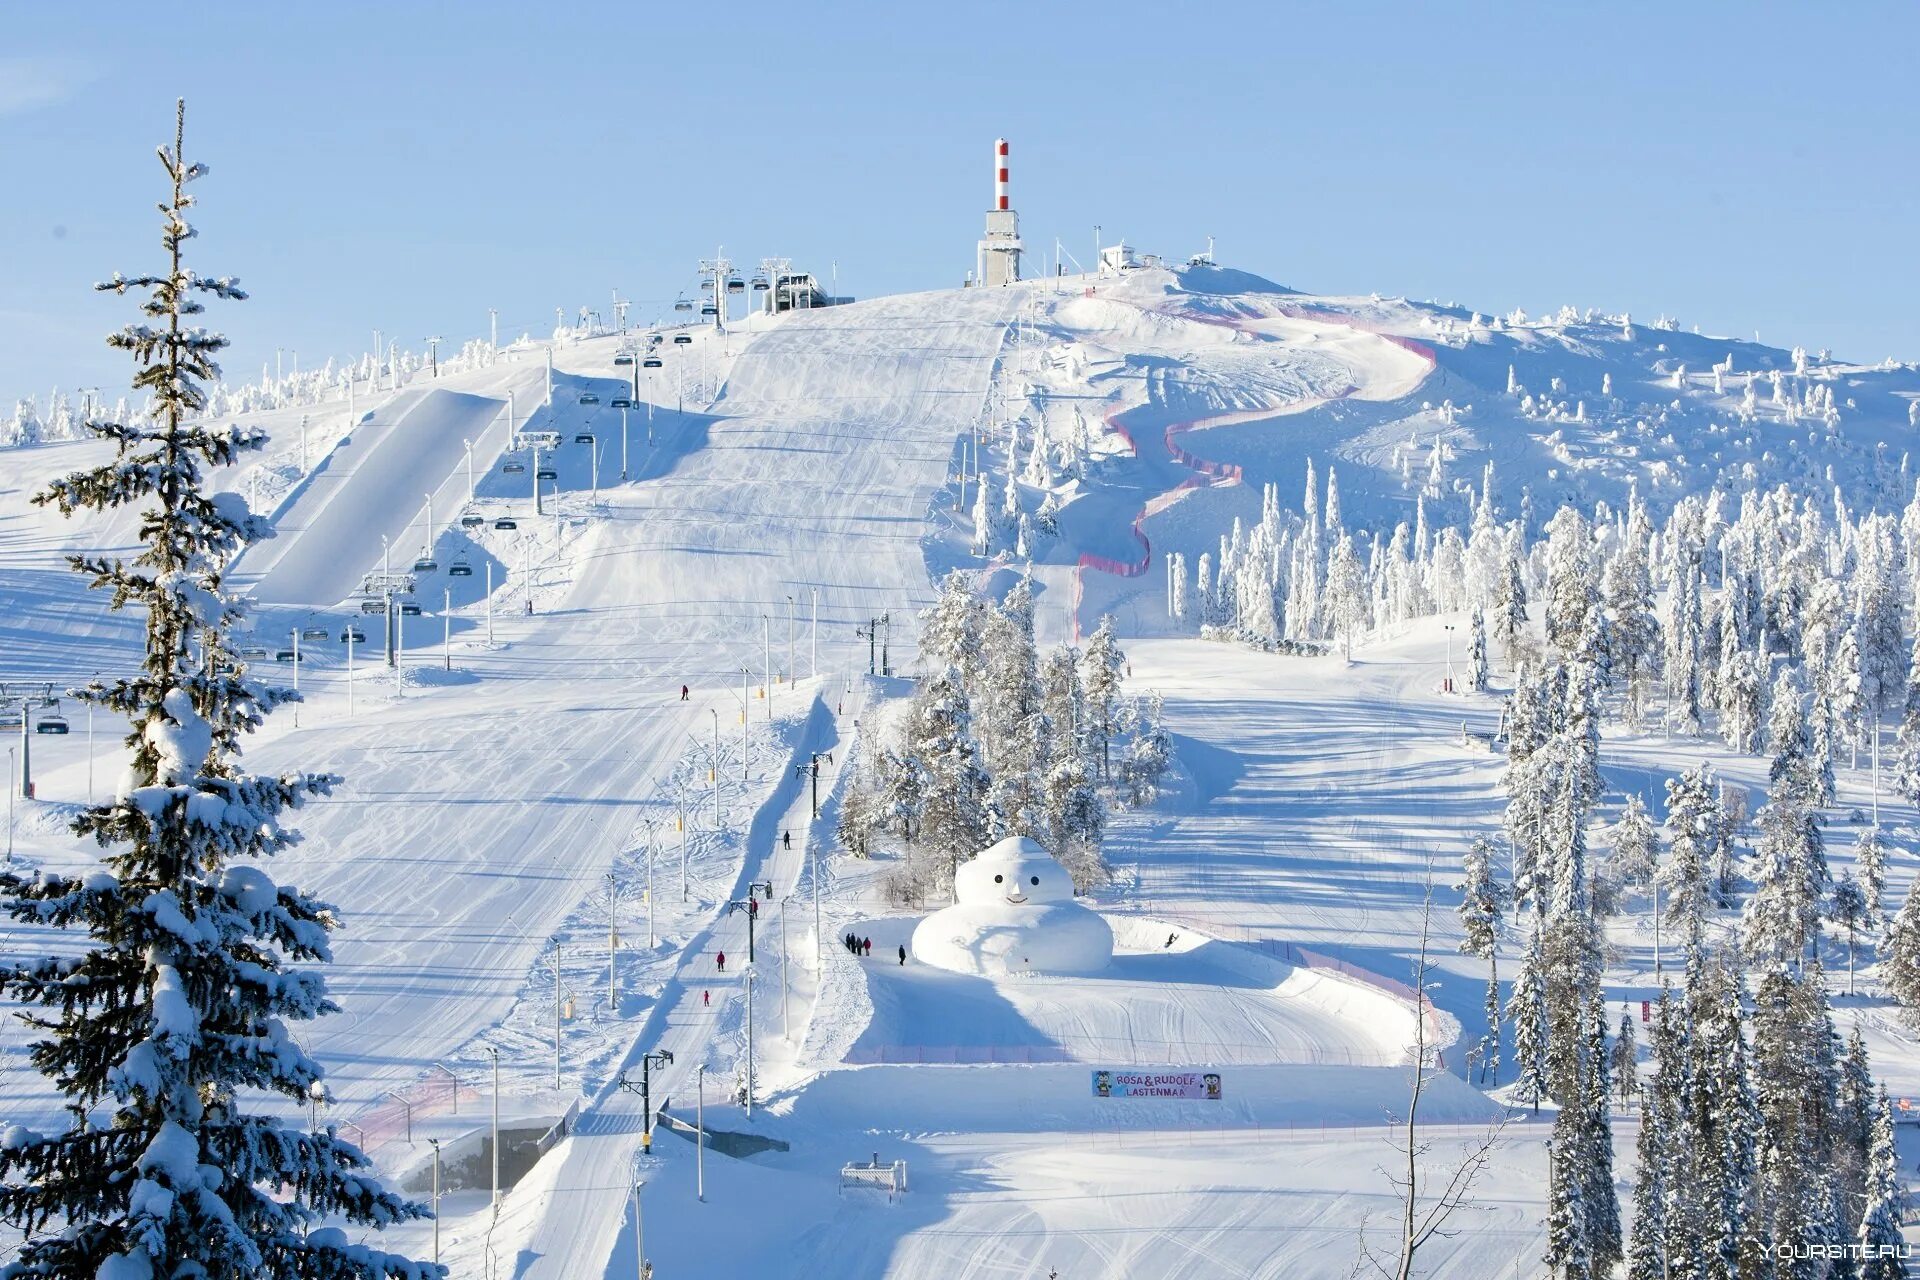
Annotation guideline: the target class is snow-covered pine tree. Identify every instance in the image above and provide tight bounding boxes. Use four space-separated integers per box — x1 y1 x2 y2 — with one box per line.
1745 672 1830 967
1456 835 1508 1081
1506 919 1550 1112
1893 633 1920 806
1857 1087 1907 1280
1828 871 1870 996
1602 500 1661 727
1855 824 1888 922
1079 616 1125 782
905 666 991 893
1659 766 1717 955
1610 793 1658 889
1117 690 1171 807
1542 506 1596 653
1833 1025 1876 1238
1611 1005 1637 1103
1881 877 1920 1026
978 577 1044 834
1626 983 1683 1280
0 100 438 1280
1494 552 1529 669
1466 606 1490 693
1579 995 1623 1273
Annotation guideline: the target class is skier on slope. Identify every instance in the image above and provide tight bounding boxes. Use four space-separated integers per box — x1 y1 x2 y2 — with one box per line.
716 950 726 972
681 685 689 700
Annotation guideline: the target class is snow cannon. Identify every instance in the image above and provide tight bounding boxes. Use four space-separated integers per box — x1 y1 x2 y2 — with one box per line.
910 836 1113 976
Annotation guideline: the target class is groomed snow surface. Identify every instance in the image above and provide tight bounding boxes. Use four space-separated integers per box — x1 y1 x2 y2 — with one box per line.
8 263 1920 1277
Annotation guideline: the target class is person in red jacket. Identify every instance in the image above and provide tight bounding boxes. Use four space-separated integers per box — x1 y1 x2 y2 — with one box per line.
716 950 726 972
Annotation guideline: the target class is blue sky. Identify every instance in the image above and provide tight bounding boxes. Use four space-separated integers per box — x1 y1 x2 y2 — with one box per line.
4 1 1916 405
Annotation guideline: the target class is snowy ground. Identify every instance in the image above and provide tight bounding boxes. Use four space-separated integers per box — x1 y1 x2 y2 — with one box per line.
7 262 1920 1277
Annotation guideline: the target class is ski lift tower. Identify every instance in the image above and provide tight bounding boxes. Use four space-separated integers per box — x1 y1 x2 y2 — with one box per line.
697 251 735 332
361 571 418 668
977 139 1022 288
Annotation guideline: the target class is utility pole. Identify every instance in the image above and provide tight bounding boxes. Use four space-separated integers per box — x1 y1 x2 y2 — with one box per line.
680 802 690 902
425 336 443 378
809 588 818 677
786 595 795 684
607 871 618 1014
695 1066 706 1202
553 945 564 1089
645 820 658 948
443 588 452 671
428 1138 442 1265
710 708 722 826
763 616 772 715
740 669 750 783
465 438 475 500
489 307 498 351
743 970 756 1116
795 752 835 818
487 1046 500 1211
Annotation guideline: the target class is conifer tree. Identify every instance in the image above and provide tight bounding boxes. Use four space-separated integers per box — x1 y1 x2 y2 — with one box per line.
1660 767 1717 952
1079 616 1126 782
0 100 438 1280
1829 871 1870 996
1857 1087 1907 1280
1506 919 1550 1112
1610 793 1658 889
1456 835 1508 1081
1494 552 1529 669
1881 880 1920 1025
1466 606 1491 693
1627 984 1682 1280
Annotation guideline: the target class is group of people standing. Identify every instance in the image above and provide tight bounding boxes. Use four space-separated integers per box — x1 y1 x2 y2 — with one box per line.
845 933 906 965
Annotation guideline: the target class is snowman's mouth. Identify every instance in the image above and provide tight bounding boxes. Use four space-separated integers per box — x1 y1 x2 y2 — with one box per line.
1004 892 1029 904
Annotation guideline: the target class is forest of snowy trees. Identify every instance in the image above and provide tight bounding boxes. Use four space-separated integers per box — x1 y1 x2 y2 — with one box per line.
1374 456 1920 1273
837 572 1169 906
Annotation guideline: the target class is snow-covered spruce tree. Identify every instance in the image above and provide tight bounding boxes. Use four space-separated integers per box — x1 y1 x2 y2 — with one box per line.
1745 673 1829 968
1577 996 1622 1273
1465 606 1490 694
1610 793 1658 890
1828 870 1870 996
1893 632 1920 806
1857 1087 1907 1280
1493 551 1529 669
905 666 991 896
1854 824 1889 922
1626 983 1683 1280
0 101 438 1280
1610 1005 1637 1104
1079 616 1125 782
1117 690 1171 808
1506 918 1549 1113
1881 879 1920 1026
1601 499 1661 727
1455 835 1508 1081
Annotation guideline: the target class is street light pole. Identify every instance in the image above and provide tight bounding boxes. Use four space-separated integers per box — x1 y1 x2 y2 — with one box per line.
444 589 452 671
710 707 722 826
810 588 818 678
695 1066 706 1202
428 1138 442 1265
786 595 794 684
743 970 755 1116
487 1046 500 1211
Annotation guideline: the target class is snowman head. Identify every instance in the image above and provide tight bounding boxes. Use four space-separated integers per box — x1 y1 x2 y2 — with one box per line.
954 836 1074 908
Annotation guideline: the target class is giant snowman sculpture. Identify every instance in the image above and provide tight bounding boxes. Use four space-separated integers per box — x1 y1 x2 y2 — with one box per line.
911 836 1114 976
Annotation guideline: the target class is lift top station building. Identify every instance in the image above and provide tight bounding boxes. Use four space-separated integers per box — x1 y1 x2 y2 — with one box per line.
976 138 1022 288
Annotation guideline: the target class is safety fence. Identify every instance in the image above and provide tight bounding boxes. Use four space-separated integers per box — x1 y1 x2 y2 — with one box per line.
842 1039 1415 1067
335 1062 468 1155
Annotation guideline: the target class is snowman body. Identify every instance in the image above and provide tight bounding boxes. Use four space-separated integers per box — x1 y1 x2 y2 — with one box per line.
910 836 1114 976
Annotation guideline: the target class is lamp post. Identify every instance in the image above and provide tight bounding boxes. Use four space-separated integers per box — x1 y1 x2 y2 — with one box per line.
786 595 795 684
810 588 818 678
795 752 835 819
695 1066 706 1202
1443 623 1456 693
631 1177 649 1280
743 970 756 1116
710 707 722 826
428 1138 442 1265
486 1046 500 1211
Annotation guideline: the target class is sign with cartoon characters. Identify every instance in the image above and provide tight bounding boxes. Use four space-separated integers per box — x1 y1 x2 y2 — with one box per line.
1091 1070 1223 1101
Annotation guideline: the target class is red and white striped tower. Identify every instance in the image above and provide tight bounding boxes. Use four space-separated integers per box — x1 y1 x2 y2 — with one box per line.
979 137 1022 287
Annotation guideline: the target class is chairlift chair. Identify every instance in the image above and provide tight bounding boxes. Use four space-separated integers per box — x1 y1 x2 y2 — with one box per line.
240 646 271 659
301 627 329 642
274 649 297 663
673 299 693 312
579 392 600 405
413 558 438 573
494 517 519 530
461 514 486 529
610 397 633 409
36 714 70 735
448 561 474 578
340 626 367 644
613 354 634 367
751 274 770 292
359 599 385 614
643 355 663 368
503 460 527 474
0 710 21 732
536 467 558 480
672 333 693 345
725 276 745 294
574 432 596 445
699 304 717 317
399 603 422 617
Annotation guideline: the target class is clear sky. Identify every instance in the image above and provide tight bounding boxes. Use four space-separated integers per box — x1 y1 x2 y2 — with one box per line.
3 1 1916 406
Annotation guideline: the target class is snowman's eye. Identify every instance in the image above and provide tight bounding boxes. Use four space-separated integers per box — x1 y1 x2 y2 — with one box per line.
1030 876 1040 886
993 874 1004 883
